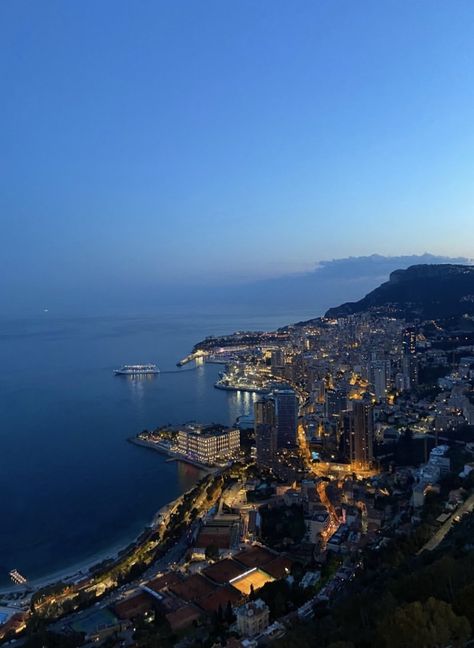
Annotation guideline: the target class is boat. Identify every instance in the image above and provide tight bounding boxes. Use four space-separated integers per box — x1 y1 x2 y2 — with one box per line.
9 569 27 585
114 364 160 375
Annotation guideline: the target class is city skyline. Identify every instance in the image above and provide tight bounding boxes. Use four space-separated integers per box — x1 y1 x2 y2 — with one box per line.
3 3 474 646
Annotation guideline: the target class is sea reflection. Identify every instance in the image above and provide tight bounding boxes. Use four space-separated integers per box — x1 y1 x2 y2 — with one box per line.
227 389 258 424
176 460 207 491
123 373 159 413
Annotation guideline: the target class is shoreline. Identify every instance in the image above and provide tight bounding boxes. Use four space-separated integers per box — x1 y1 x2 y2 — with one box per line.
128 436 217 472
0 463 206 597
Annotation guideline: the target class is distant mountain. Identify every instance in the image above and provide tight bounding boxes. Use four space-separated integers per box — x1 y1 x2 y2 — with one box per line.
325 264 474 320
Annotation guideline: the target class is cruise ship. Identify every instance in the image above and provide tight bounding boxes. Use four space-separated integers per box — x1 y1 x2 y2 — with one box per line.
114 364 160 376
9 569 27 585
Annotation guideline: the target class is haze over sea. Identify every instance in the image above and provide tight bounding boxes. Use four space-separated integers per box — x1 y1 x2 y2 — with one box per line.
0 308 316 589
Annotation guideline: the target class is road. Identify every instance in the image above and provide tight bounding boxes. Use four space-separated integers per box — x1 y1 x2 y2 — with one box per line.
418 492 474 554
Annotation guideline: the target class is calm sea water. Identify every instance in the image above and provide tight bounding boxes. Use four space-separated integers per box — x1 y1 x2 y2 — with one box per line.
0 310 315 588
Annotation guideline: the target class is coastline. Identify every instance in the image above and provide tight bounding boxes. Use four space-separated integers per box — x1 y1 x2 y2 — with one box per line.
0 464 204 597
0 313 302 603
128 436 217 472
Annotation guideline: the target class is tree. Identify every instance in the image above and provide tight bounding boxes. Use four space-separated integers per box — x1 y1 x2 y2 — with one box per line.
454 581 474 627
377 597 470 648
205 543 220 561
225 600 235 624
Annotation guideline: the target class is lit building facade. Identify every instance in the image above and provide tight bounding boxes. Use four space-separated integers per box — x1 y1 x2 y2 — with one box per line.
274 389 298 448
344 400 374 469
236 598 270 637
255 395 277 469
369 360 387 401
176 426 240 465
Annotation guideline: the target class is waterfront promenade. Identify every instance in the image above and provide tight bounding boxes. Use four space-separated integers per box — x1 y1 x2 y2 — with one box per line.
127 437 216 472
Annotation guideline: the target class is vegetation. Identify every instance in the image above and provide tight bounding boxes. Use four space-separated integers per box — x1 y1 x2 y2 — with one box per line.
325 264 474 321
21 629 84 647
250 577 310 620
205 543 220 561
275 494 474 647
260 503 306 547
27 471 228 626
418 364 449 386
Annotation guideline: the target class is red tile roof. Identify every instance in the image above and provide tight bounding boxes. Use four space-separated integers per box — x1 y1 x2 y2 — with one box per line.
147 571 183 593
233 545 276 568
196 585 242 613
114 593 153 620
202 559 245 584
262 555 294 579
166 604 201 632
169 573 217 603
196 527 232 550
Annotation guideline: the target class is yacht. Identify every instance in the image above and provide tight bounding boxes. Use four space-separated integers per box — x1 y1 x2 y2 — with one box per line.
114 364 160 375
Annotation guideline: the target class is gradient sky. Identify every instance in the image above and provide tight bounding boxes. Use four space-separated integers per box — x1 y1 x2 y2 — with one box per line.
1 1 474 313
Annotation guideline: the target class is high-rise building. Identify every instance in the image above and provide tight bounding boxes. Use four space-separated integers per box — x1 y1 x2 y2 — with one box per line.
369 360 387 401
402 327 417 356
345 400 374 469
274 389 298 448
402 354 418 389
270 349 284 372
314 379 326 404
401 326 418 389
324 387 347 419
254 395 277 469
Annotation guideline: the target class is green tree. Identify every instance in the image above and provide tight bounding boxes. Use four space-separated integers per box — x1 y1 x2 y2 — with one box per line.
205 543 220 561
225 599 235 624
377 597 470 648
454 581 474 628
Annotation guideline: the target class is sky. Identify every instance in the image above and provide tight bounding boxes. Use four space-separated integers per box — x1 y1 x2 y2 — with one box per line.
1 1 474 315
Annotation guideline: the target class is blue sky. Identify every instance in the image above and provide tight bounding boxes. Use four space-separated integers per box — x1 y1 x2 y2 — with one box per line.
1 1 474 313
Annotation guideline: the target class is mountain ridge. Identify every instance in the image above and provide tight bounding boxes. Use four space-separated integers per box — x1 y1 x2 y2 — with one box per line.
324 263 474 320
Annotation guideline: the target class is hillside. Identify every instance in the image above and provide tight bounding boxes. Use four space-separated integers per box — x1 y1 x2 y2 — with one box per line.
324 264 474 320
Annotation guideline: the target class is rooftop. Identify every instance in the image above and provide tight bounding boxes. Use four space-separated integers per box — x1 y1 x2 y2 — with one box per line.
196 525 233 549
114 593 153 619
196 585 242 613
169 573 217 603
165 604 201 632
147 571 183 594
262 555 293 579
71 608 119 635
202 558 246 584
233 545 276 569
236 598 269 618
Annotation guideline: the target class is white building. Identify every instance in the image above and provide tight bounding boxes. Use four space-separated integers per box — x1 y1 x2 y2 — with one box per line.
305 511 330 543
236 599 270 637
176 425 240 465
429 445 451 476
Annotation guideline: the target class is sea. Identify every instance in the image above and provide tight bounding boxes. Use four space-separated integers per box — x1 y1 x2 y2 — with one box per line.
0 309 316 589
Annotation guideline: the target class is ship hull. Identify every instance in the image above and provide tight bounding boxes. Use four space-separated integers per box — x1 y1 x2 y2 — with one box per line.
114 369 160 375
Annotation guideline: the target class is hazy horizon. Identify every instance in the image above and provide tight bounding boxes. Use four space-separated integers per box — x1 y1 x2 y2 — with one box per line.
1 253 471 320
2 2 474 320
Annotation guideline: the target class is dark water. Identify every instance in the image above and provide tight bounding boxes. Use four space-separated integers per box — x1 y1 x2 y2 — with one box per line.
0 310 314 588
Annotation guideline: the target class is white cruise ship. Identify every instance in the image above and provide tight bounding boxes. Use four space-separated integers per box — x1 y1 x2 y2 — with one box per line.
114 364 160 375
